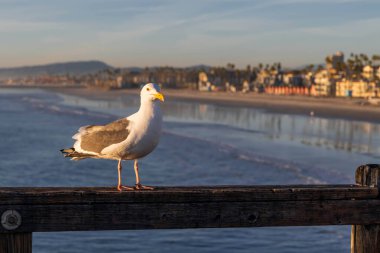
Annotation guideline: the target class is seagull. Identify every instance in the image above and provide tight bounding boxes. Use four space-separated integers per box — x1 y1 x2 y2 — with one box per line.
61 83 164 191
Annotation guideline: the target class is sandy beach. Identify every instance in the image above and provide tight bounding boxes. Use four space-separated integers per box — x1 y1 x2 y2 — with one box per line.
51 87 380 123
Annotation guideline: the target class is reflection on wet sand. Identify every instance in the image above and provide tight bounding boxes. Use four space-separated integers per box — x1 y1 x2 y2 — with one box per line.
162 101 380 156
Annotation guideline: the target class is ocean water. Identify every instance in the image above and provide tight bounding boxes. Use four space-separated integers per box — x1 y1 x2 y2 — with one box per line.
1 88 379 252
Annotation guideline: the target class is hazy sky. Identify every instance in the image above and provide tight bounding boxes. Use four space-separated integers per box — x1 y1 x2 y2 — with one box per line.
1 0 379 68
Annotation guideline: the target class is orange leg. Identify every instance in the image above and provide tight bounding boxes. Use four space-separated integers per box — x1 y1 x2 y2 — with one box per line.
134 159 154 190
117 159 133 191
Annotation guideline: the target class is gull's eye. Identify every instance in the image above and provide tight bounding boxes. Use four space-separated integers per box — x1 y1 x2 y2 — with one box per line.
146 87 150 91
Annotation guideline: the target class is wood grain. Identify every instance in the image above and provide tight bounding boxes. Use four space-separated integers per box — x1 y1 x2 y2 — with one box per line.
0 184 378 233
0 185 376 205
351 164 380 253
0 233 31 253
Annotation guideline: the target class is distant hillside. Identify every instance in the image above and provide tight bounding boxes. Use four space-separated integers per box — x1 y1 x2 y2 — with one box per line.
0 61 112 79
122 64 212 73
185 64 212 71
122 67 143 72
291 63 325 71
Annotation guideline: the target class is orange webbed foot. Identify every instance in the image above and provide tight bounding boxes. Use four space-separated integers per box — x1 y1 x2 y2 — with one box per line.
134 183 154 190
117 185 134 191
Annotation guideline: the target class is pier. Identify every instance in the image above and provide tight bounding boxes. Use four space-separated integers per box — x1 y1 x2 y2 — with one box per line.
0 164 379 253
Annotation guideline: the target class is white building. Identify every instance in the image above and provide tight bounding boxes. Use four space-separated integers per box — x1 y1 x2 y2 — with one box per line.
198 72 211 91
313 70 333 96
362 65 374 80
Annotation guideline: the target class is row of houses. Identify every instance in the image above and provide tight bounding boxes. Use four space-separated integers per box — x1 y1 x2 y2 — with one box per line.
199 52 380 98
264 81 378 98
302 65 380 98
200 67 380 98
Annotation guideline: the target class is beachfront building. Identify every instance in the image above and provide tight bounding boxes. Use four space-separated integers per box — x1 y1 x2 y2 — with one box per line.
255 69 282 87
116 76 123 88
312 69 333 96
304 71 314 87
362 65 375 80
283 71 304 86
242 80 250 93
198 72 211 91
262 70 312 96
282 72 292 86
255 70 271 86
335 79 378 98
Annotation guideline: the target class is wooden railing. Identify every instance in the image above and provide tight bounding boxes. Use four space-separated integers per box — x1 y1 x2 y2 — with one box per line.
0 164 379 253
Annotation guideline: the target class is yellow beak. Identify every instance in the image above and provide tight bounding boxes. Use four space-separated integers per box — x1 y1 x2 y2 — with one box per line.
154 92 165 102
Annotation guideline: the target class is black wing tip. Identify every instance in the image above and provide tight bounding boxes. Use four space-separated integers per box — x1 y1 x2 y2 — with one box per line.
60 148 75 154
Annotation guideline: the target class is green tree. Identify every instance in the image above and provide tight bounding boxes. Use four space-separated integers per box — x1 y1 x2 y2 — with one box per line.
372 54 380 64
325 56 332 64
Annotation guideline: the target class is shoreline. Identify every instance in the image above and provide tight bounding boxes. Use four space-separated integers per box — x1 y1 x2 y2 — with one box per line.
49 87 380 123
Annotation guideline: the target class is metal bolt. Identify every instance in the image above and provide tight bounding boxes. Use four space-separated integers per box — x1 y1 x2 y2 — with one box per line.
1 210 22 230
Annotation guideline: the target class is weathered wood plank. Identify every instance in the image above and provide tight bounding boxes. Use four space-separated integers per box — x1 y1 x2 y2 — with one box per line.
0 183 377 233
0 185 376 205
1 199 380 233
351 164 380 253
0 233 32 253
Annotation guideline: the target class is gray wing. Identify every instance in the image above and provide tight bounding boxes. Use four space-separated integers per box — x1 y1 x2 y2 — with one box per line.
79 118 130 153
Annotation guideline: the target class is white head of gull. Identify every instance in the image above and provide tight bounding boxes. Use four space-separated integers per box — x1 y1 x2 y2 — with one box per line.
61 83 164 191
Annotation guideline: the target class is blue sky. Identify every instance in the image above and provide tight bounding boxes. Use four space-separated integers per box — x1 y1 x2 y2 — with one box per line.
1 0 379 68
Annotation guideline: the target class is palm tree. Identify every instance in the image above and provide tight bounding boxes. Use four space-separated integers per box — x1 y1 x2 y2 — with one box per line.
277 62 282 71
336 62 347 73
270 64 276 72
325 56 332 68
227 63 235 70
346 56 355 78
360 53 369 66
372 54 380 65
317 65 324 73
308 64 314 72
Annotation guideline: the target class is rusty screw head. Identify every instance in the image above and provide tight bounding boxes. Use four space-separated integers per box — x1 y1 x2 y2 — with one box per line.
1 210 22 230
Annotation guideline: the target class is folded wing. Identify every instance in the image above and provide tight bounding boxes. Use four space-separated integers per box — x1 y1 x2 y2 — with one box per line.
74 118 130 154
